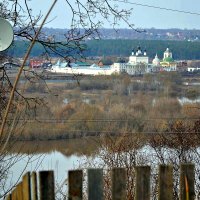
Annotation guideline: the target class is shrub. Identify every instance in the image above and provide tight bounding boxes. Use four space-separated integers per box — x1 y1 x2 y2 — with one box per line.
185 89 200 99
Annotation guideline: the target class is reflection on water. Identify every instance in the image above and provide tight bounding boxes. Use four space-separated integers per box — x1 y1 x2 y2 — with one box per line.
5 137 101 193
178 97 200 105
63 98 69 104
152 97 200 106
63 98 91 105
183 82 200 86
6 152 84 193
8 137 101 157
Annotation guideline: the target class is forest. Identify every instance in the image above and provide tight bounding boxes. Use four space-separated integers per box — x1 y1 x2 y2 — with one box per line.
6 39 200 60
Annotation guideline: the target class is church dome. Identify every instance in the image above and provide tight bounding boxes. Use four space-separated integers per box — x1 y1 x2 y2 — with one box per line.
152 54 160 66
163 57 174 62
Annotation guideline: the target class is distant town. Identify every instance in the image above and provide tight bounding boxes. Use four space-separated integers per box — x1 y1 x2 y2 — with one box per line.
14 27 200 42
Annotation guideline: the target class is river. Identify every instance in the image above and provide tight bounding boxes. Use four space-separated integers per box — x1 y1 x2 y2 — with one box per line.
3 137 100 198
5 152 83 194
3 135 200 199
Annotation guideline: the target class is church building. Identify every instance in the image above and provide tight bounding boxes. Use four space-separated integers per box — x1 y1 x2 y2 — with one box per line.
159 48 177 71
125 46 149 75
111 47 177 75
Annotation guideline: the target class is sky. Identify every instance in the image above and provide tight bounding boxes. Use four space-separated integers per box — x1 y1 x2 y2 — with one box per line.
25 0 200 29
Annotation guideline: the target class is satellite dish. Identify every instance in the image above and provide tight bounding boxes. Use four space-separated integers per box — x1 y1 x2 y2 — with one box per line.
0 18 14 52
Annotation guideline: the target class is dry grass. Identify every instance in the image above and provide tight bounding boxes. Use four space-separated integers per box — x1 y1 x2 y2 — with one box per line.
4 74 200 141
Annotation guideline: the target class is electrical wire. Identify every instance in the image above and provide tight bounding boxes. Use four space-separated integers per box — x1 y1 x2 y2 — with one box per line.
4 117 200 123
12 129 200 135
112 0 200 16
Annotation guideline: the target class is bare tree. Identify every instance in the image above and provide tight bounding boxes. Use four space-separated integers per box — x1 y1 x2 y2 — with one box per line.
0 0 133 58
0 0 134 198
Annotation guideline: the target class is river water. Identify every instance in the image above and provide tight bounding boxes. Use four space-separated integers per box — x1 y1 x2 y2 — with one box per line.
3 138 100 198
6 152 83 189
5 140 200 182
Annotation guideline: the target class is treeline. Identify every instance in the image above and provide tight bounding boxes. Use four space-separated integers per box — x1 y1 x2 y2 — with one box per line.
6 41 44 58
84 40 200 60
7 39 200 60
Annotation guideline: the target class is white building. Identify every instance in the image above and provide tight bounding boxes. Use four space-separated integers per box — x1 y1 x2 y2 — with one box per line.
49 60 116 75
49 47 177 76
128 47 149 64
112 47 177 75
187 67 200 72
111 62 127 74
111 46 149 75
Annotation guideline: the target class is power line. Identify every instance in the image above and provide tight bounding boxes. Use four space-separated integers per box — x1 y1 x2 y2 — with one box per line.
112 0 200 16
5 117 200 123
13 129 200 134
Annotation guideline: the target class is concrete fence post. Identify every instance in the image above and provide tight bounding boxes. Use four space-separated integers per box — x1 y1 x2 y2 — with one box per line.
68 170 83 200
158 165 173 200
135 166 151 200
112 168 127 200
39 171 55 200
88 168 103 200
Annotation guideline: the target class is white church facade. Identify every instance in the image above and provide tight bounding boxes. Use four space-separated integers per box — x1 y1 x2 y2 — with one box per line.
111 46 150 75
111 47 177 75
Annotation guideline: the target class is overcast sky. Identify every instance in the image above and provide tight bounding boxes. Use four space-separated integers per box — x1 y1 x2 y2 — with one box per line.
28 0 200 29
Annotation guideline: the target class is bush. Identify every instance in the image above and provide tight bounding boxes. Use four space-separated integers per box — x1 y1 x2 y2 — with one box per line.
185 89 200 99
25 82 47 93
79 79 110 90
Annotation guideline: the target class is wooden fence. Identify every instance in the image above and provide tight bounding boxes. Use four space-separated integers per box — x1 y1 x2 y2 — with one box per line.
5 163 195 200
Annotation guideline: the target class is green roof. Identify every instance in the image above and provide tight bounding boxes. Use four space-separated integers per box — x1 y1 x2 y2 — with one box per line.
75 62 90 66
163 57 174 62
